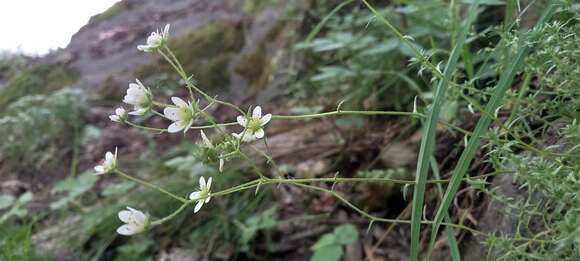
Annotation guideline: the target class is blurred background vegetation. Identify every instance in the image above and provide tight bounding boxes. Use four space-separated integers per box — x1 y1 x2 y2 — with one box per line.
0 0 578 260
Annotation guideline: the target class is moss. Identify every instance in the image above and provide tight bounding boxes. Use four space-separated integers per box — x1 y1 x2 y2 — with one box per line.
135 21 244 90
0 63 79 111
90 1 126 23
234 49 272 91
233 18 288 92
243 0 277 15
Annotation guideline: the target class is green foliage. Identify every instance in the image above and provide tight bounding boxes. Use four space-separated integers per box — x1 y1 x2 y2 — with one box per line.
0 88 84 171
234 206 277 252
0 63 78 110
115 238 153 261
0 52 28 82
0 224 42 261
293 0 451 109
310 223 358 261
0 192 33 224
50 172 98 210
461 7 580 261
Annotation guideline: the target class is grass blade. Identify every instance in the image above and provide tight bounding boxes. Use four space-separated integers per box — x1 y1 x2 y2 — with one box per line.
408 1 480 260
430 157 461 261
304 0 354 43
426 1 559 258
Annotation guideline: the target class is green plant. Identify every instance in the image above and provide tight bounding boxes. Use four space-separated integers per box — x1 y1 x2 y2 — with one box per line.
234 206 277 252
0 88 84 172
0 192 33 224
0 224 42 261
310 223 358 261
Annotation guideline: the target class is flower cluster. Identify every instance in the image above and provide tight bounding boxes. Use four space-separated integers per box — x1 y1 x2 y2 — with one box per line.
137 24 170 52
96 25 275 236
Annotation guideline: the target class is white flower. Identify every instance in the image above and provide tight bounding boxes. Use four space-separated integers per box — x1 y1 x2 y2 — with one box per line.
116 207 149 236
137 24 170 52
200 130 225 172
164 97 196 133
235 106 271 141
189 176 212 213
123 79 152 115
94 147 118 175
109 107 127 123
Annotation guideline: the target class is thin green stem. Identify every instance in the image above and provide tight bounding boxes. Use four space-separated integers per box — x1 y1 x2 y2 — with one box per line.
114 169 188 203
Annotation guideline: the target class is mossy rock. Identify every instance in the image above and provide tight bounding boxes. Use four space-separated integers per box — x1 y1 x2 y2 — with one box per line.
0 63 79 111
234 49 272 91
243 0 278 15
135 20 244 91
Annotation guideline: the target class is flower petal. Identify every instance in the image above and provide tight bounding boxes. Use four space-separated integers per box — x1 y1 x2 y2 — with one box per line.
207 177 212 189
252 106 262 119
205 196 211 203
163 107 180 121
171 97 188 107
219 158 224 172
236 116 247 127
167 122 184 133
199 176 206 188
118 210 132 223
94 165 105 173
105 152 114 162
194 201 204 213
189 191 200 200
261 114 272 125
254 129 265 139
130 208 147 224
116 224 135 236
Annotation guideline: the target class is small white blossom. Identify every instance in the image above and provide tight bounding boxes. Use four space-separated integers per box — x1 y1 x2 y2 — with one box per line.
200 130 225 172
123 79 152 115
116 207 149 236
137 24 170 52
235 106 271 141
189 176 212 213
94 147 118 175
164 97 196 133
109 107 127 123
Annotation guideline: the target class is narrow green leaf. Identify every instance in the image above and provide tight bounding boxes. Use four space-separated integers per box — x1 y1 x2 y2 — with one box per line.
429 158 461 261
408 1 480 260
304 0 355 44
426 1 559 257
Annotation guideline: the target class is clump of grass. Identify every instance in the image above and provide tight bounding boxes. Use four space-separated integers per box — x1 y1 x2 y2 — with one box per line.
0 88 84 172
0 63 79 111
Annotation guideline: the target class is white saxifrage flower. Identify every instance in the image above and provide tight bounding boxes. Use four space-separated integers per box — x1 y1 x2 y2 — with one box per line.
200 130 225 172
109 107 127 123
123 79 152 115
137 24 170 52
234 106 271 142
189 176 212 213
94 147 118 175
164 97 196 133
116 207 149 236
